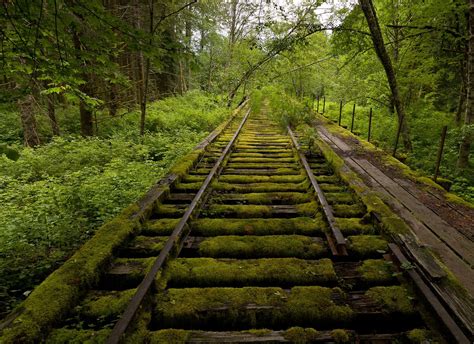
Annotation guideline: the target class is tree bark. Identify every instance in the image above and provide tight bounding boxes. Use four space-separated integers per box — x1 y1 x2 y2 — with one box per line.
457 0 474 168
18 94 40 147
47 94 60 136
72 27 94 136
359 0 412 151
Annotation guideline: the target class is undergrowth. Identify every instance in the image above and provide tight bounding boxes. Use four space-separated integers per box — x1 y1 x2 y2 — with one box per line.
0 91 228 317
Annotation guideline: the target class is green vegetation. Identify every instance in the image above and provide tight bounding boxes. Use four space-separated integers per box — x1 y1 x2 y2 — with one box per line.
46 329 111 344
0 205 140 342
348 235 388 257
79 289 135 321
406 329 432 343
357 259 395 284
0 92 228 317
154 286 353 328
365 286 416 315
198 235 327 258
283 327 320 343
165 258 336 287
190 217 327 236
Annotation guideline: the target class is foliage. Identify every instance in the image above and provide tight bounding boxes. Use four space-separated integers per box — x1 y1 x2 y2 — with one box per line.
0 91 227 316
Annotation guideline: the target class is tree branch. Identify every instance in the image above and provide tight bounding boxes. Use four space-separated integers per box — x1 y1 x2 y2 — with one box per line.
385 24 462 38
153 0 197 33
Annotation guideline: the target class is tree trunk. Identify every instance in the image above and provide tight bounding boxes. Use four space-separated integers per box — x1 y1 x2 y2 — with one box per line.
359 0 412 151
72 27 94 136
108 81 118 117
47 94 60 135
139 0 154 136
458 0 474 168
18 94 40 147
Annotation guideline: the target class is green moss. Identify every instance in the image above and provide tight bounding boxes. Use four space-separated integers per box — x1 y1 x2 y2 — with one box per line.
226 162 295 169
348 235 388 257
154 286 353 328
245 329 273 336
169 150 203 177
320 184 345 193
214 192 311 205
213 181 308 193
285 287 353 324
142 218 180 235
1 205 140 343
191 217 327 236
331 329 352 343
365 286 415 315
155 204 185 217
173 182 202 192
204 204 272 218
314 175 339 184
107 257 156 286
357 259 395 284
406 328 431 343
219 174 305 184
154 287 286 328
149 329 190 344
231 152 293 158
46 329 111 344
182 174 205 183
230 157 295 163
199 235 327 258
325 193 354 204
166 258 336 287
331 204 366 217
335 218 376 235
283 327 319 343
79 289 135 320
123 236 168 256
296 201 319 217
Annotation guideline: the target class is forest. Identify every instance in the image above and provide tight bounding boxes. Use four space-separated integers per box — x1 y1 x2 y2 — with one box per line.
0 0 473 321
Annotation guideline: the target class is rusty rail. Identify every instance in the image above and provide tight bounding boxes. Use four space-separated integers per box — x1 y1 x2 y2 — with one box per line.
287 126 347 256
106 108 251 344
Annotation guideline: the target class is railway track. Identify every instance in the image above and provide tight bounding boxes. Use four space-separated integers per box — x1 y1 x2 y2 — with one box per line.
3 106 471 343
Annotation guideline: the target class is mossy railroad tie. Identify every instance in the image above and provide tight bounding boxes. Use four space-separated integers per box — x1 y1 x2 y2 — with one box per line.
41 112 441 343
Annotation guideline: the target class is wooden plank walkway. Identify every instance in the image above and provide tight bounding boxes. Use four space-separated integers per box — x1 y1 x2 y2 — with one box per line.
316 125 474 295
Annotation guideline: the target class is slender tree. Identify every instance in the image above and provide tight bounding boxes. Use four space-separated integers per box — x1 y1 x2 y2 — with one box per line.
458 0 474 168
359 0 412 151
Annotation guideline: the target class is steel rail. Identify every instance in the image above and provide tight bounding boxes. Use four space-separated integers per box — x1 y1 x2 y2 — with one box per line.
287 126 347 256
106 108 251 344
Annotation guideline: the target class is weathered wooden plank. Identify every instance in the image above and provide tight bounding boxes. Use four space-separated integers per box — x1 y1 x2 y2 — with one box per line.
355 158 474 267
389 244 471 344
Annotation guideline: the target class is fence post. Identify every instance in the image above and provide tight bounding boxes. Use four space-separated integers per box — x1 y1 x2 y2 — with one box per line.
322 96 326 114
367 107 373 142
350 103 356 133
316 96 320 113
338 100 343 126
434 125 448 182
